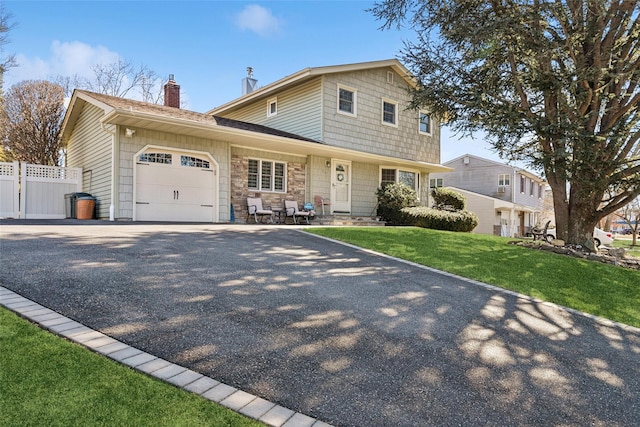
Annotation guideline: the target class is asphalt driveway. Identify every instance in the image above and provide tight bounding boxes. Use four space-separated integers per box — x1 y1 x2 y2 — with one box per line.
1 221 638 426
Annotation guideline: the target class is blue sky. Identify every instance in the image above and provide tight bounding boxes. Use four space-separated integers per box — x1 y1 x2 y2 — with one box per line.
4 0 501 163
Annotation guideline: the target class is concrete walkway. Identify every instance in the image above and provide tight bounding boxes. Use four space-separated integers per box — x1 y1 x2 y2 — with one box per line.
0 285 331 427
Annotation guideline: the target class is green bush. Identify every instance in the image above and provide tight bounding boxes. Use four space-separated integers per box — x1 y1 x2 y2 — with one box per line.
431 187 466 211
402 206 478 232
376 183 417 225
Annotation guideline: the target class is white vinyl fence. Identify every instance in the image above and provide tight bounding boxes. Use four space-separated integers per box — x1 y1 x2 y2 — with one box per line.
0 162 20 218
0 162 82 219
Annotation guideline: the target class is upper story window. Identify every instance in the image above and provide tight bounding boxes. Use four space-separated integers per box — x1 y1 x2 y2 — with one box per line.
248 158 286 192
138 152 172 164
337 85 357 116
498 174 510 186
429 178 443 189
387 71 394 84
530 180 535 196
419 112 431 134
382 99 398 126
538 184 544 199
267 98 277 117
520 175 526 194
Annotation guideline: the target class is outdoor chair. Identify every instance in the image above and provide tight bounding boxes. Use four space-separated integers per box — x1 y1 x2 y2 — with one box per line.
314 195 331 215
247 197 274 224
284 200 310 224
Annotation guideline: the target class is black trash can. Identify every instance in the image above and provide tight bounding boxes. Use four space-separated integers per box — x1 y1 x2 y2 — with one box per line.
64 192 93 219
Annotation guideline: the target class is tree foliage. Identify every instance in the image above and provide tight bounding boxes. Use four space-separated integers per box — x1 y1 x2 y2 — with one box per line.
376 182 418 224
371 0 640 246
616 196 640 246
0 3 16 93
0 80 64 165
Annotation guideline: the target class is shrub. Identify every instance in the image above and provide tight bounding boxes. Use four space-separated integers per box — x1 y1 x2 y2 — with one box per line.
402 206 478 232
376 183 417 225
431 187 466 211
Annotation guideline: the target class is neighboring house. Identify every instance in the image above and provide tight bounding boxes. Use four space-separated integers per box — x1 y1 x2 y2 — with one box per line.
429 154 548 236
60 59 450 223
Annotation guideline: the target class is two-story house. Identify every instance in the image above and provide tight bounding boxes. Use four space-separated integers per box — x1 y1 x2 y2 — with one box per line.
429 154 549 237
60 59 450 222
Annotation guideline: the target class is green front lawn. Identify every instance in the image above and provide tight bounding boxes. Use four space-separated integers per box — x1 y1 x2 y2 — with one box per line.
0 308 264 427
307 227 640 328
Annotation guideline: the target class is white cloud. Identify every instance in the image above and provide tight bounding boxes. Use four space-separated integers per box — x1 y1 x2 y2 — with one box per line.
235 4 282 37
4 40 120 87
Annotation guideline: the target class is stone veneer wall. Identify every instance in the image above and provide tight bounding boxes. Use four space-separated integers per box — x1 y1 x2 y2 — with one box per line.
231 154 307 223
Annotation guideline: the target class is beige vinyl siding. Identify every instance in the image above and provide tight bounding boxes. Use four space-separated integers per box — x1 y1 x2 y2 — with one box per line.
307 155 332 207
65 103 113 219
222 78 323 141
322 68 440 164
351 162 379 216
117 128 230 221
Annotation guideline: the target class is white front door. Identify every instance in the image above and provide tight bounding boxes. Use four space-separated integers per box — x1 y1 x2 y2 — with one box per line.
135 148 216 222
331 159 351 213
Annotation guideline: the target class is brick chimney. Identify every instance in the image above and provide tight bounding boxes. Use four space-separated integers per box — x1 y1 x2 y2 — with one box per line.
164 74 180 108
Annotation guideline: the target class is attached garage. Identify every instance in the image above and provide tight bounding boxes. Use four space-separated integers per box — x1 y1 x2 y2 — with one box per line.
134 147 217 222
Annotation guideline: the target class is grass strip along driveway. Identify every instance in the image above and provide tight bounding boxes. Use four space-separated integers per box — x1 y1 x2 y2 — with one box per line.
0 308 264 427
307 227 640 328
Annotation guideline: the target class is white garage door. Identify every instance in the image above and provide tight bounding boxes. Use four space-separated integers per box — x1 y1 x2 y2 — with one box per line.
135 150 216 222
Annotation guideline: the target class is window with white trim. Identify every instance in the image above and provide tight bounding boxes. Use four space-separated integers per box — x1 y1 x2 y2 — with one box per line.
267 98 277 117
380 167 419 192
419 112 431 134
181 155 210 168
498 174 510 186
138 152 172 164
337 85 356 116
248 159 286 192
530 180 535 196
520 175 526 193
429 178 443 189
382 99 398 126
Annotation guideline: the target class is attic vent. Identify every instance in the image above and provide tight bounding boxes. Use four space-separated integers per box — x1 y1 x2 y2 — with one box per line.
387 71 394 84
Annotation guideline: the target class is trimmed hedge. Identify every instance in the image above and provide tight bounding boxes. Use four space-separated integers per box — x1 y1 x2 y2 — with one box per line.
402 206 479 232
376 183 418 225
431 187 466 211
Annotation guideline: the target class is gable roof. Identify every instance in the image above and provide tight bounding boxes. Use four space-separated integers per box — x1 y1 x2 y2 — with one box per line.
206 59 416 116
60 89 450 172
60 90 320 146
444 153 545 182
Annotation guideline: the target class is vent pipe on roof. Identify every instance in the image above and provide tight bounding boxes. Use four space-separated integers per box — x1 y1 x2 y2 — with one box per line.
242 67 258 95
164 74 180 108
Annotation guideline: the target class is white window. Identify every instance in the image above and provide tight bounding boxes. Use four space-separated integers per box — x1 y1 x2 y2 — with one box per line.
498 174 510 186
181 155 210 168
382 99 398 126
248 159 286 192
138 152 172 164
520 175 526 193
530 180 535 196
267 98 277 117
429 178 443 189
419 112 431 134
337 85 356 116
380 167 419 192
538 184 544 199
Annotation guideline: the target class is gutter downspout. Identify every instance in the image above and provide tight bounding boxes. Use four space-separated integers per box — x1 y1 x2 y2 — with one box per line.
101 121 117 221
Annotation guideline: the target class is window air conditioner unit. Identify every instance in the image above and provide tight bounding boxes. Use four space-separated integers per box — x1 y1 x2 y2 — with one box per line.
497 186 506 194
